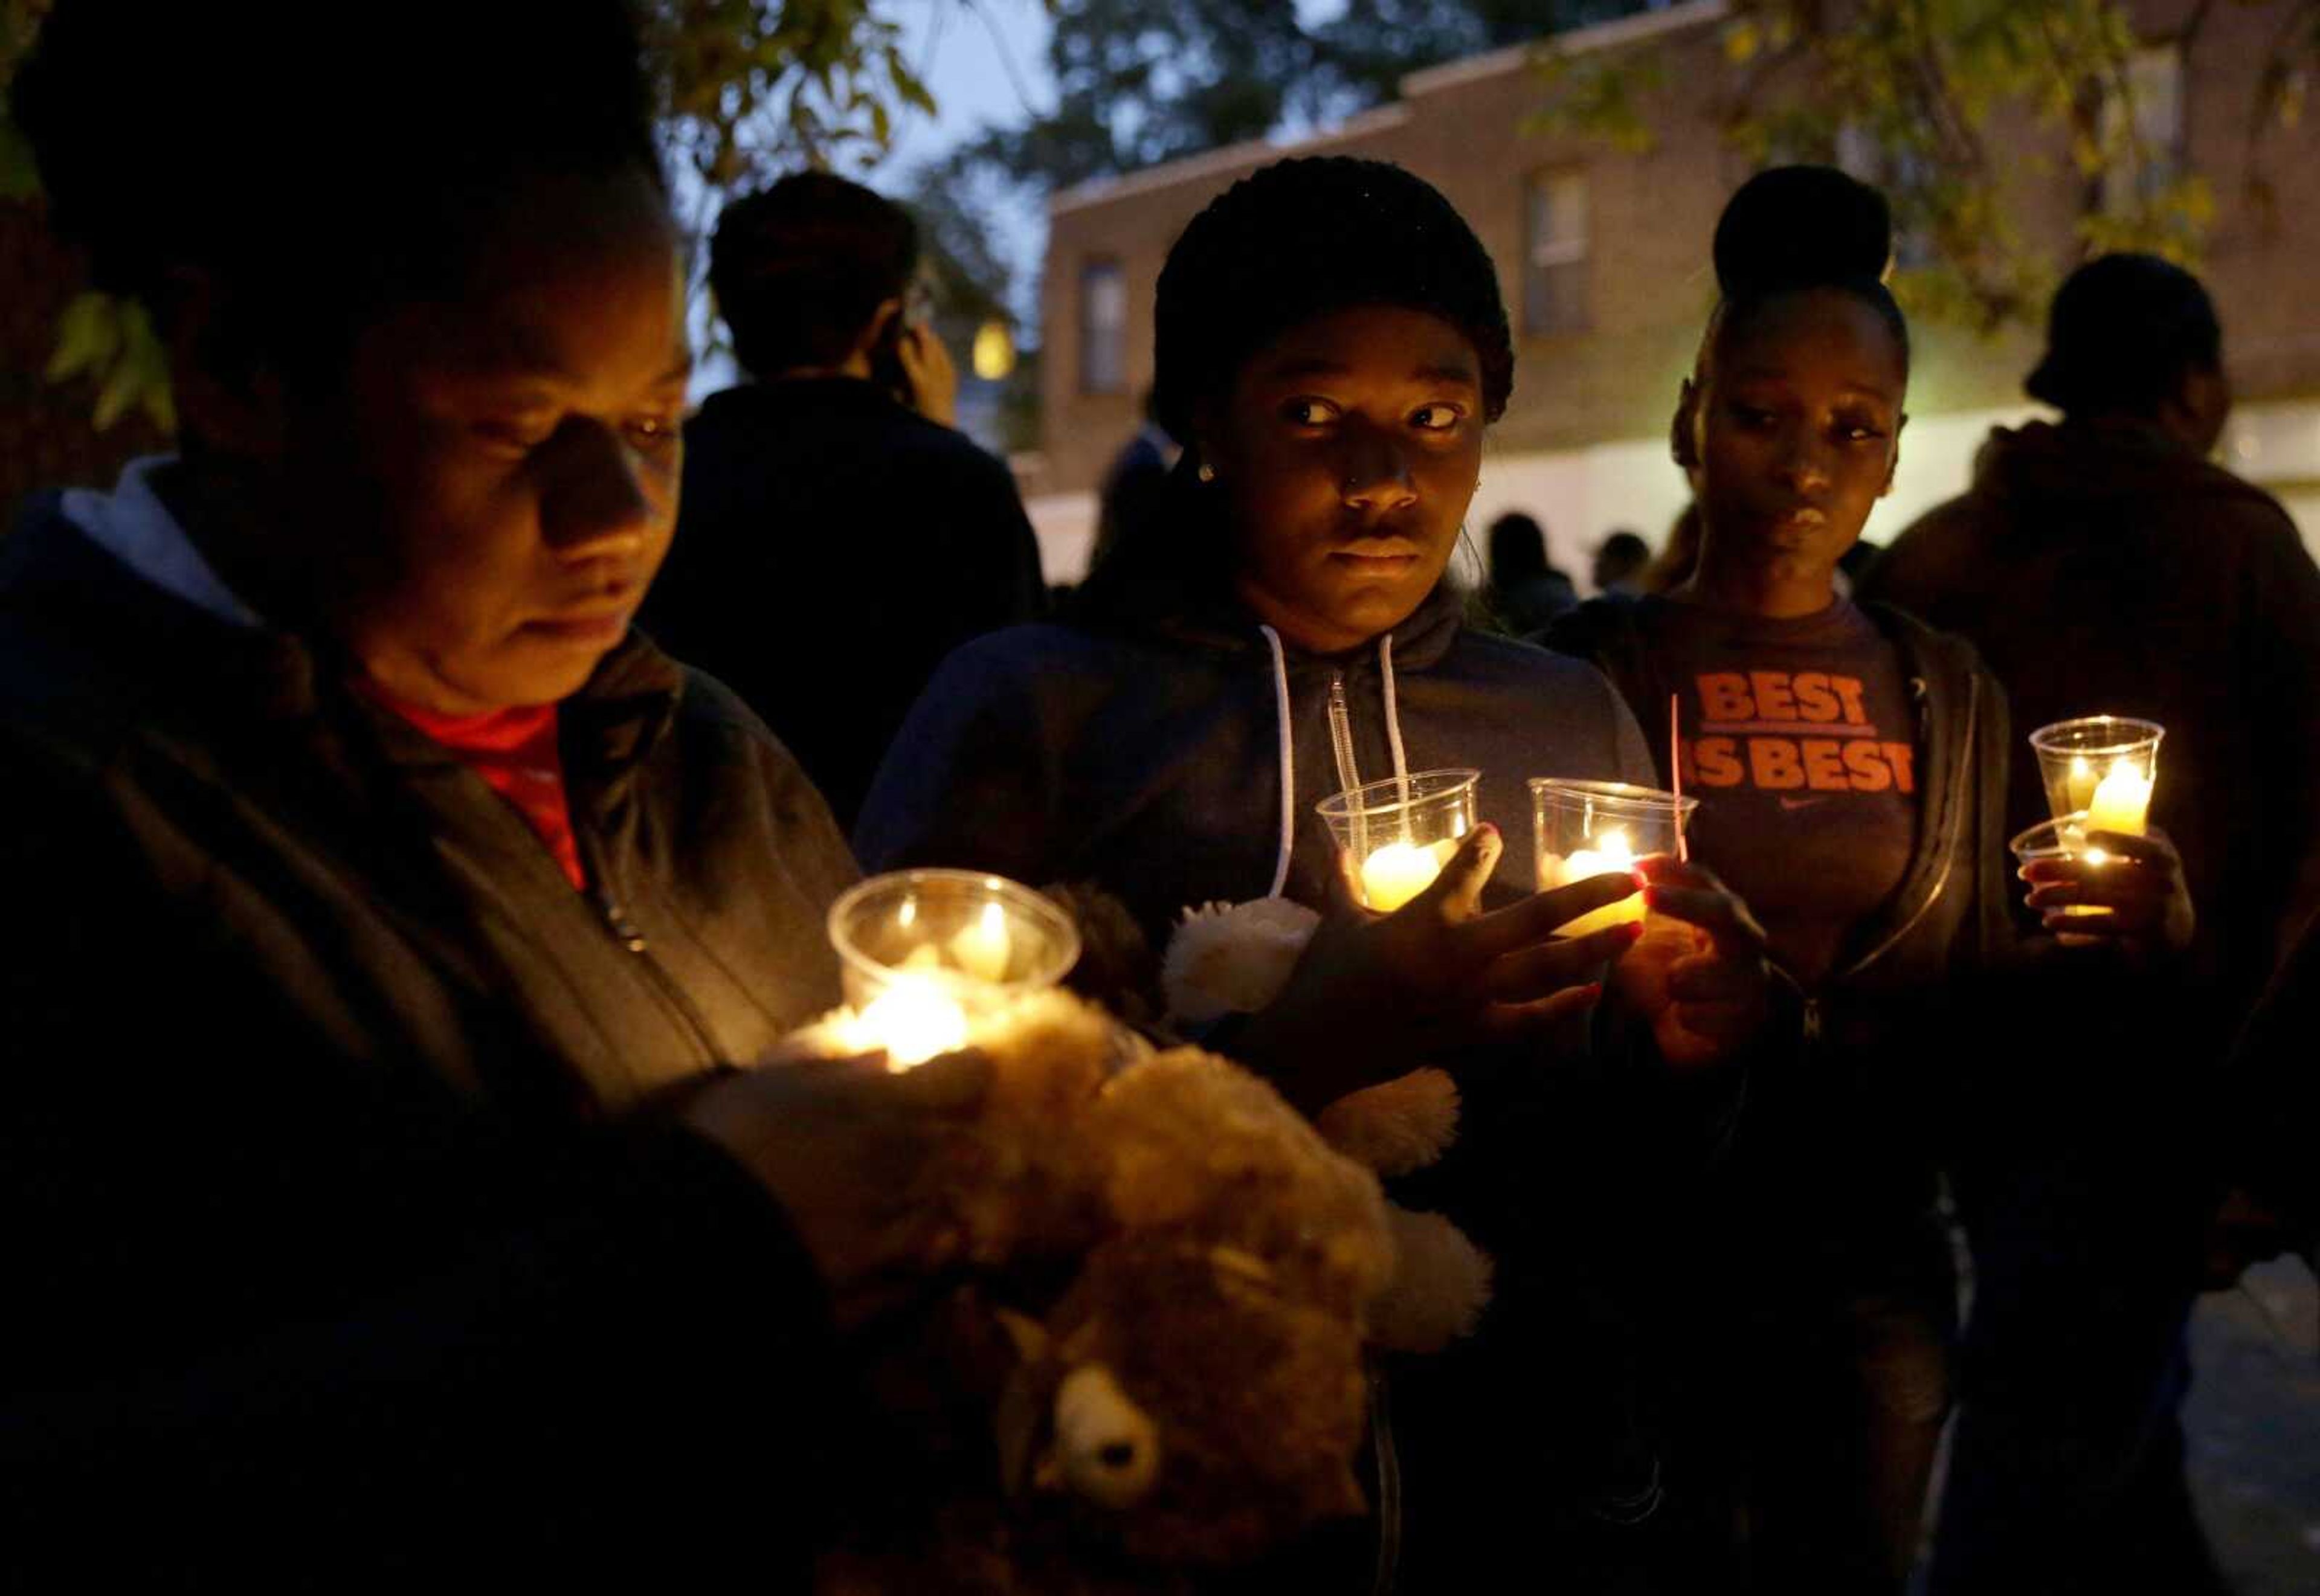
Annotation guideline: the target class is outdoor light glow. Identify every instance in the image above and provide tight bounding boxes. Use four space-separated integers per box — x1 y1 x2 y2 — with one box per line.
972 320 1016 381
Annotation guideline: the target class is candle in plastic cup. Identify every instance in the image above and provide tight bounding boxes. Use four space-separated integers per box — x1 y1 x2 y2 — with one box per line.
1316 770 1481 913
1555 826 1644 935
2084 762 2153 838
826 869 1079 1068
1530 779 1695 935
1359 837 1460 912
2029 716 2162 831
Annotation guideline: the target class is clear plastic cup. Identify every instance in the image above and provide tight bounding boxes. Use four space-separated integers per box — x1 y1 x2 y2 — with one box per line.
825 869 1080 1066
2009 814 2117 926
2028 716 2163 836
1316 769 1482 913
1530 779 1697 936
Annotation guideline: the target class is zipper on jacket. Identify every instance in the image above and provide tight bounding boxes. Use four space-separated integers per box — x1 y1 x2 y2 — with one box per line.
1828 672 1976 987
582 839 725 1064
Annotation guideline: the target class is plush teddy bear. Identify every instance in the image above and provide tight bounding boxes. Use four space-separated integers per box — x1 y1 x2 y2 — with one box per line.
1162 898 1493 1354
804 989 1404 1593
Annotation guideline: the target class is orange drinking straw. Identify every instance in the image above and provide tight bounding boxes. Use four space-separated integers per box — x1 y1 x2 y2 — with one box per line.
1670 693 1688 863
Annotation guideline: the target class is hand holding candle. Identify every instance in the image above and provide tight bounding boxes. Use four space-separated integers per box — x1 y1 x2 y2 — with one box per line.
1229 823 1645 1112
1529 779 1694 936
1609 855 1773 1071
1317 769 1481 914
2012 820 2194 956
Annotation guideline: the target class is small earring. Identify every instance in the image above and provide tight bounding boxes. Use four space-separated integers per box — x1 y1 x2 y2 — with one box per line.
1197 462 1216 483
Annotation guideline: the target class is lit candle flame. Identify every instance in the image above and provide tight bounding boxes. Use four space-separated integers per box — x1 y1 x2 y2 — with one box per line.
1360 837 1457 913
845 975 970 1070
1552 827 1645 936
948 899 1014 982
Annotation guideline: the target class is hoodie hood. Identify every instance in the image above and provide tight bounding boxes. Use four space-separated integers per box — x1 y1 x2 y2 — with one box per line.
1144 576 1469 674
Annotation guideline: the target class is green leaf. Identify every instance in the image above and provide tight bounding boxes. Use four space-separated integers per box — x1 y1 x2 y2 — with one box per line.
45 291 121 385
90 357 140 432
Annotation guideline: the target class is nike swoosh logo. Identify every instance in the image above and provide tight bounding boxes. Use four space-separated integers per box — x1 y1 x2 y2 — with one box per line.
1779 794 1832 811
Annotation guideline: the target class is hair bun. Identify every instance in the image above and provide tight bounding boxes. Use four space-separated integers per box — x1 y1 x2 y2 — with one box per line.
1712 166 1893 299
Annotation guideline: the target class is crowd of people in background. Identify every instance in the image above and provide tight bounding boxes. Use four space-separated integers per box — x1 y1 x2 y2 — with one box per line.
4 2 2316 1592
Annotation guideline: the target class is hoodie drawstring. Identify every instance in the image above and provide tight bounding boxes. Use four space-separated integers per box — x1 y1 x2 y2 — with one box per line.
1260 626 1415 901
1379 634 1409 787
1260 624 1295 898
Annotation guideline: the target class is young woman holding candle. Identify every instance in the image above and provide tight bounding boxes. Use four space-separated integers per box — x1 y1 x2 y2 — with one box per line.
0 2 991 1580
1544 166 2195 1592
857 155 1779 1587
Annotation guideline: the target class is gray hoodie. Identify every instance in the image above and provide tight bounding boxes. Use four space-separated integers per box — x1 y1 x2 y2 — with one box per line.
855 582 1655 942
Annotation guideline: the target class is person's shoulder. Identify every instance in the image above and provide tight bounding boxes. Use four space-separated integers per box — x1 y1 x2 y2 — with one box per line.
1455 621 1620 684
0 503 175 758
2186 466 2303 547
1446 622 1639 726
909 419 1025 495
1860 599 1996 693
910 620 1132 714
1884 489 1984 553
1533 594 1647 661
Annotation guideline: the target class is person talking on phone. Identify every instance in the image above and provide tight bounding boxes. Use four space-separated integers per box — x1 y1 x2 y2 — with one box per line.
645 172 1045 829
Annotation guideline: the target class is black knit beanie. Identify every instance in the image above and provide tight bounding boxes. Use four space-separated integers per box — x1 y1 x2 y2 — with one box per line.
1150 156 1515 445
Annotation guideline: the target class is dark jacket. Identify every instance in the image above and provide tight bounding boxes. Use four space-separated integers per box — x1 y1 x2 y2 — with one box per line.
1544 596 2015 1232
645 376 1046 829
0 497 858 1582
1861 419 2320 1036
855 582 1655 943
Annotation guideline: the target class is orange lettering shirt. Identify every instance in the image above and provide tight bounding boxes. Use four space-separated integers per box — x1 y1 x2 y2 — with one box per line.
1646 597 1918 986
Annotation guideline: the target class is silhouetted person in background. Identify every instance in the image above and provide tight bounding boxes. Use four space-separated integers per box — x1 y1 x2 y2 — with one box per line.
1086 389 1178 587
1482 510 1576 632
645 173 1044 829
1865 253 2320 1596
1591 528 1649 598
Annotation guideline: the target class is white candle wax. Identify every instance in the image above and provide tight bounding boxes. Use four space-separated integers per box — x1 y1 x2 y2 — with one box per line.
947 900 1014 983
2084 761 2153 838
1360 837 1458 913
1549 826 1645 936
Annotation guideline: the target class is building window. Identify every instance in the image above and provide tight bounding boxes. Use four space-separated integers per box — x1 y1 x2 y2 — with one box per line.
1079 260 1126 394
1835 124 1933 270
2101 43 2185 212
1524 169 1590 336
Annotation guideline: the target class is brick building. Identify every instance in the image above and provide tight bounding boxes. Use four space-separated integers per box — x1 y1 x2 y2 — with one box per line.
1025 0 2320 584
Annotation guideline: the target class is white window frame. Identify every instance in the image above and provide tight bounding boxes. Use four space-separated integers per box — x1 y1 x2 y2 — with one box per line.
2101 43 2186 213
1078 259 1127 396
1524 168 1591 338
